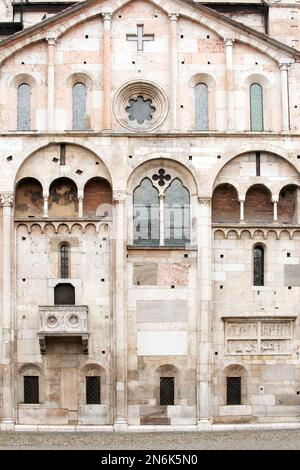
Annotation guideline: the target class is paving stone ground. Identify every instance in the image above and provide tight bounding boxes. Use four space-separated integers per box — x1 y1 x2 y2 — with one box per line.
0 429 299 450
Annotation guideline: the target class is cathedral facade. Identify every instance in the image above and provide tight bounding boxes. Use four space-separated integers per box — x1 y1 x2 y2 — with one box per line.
0 0 300 430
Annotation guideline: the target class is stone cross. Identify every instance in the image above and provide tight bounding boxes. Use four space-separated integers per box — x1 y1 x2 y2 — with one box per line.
126 24 154 51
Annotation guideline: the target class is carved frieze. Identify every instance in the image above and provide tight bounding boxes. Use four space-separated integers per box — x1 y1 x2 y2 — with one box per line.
224 318 294 355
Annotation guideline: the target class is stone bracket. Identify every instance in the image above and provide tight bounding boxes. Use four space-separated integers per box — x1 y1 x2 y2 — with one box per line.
38 333 89 355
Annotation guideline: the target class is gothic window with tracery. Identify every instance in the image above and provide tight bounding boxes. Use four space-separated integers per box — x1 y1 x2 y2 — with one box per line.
133 171 190 246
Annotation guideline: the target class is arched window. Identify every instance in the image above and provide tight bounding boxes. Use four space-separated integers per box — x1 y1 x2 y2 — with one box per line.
60 243 69 278
17 83 31 130
133 178 159 246
195 83 208 130
250 83 263 131
164 178 190 246
72 82 86 130
253 245 264 286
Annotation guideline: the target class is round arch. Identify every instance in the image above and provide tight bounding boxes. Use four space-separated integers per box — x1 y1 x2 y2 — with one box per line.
14 142 112 193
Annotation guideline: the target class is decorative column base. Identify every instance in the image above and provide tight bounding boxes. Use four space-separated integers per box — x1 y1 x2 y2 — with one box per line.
197 419 212 431
1 419 15 431
114 417 128 432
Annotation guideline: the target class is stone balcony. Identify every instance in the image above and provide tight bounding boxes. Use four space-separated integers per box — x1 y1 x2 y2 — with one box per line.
38 305 88 354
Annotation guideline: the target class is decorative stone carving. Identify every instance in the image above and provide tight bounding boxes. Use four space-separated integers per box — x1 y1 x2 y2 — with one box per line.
0 192 14 207
198 198 211 205
113 80 169 132
224 317 294 355
113 192 126 203
227 340 258 355
38 305 88 354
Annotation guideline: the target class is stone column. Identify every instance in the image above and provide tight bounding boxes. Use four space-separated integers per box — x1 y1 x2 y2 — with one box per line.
78 192 83 218
47 38 56 132
0 192 14 429
102 13 112 131
197 197 212 429
159 194 165 246
169 14 179 131
296 188 300 224
273 197 278 221
224 38 235 131
43 193 48 218
279 63 290 132
113 191 127 430
239 199 245 222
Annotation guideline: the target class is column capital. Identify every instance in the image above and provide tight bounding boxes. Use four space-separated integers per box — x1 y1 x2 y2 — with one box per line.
169 13 179 21
272 196 279 203
102 12 112 21
198 197 211 205
224 38 235 47
113 192 126 203
279 62 290 72
46 37 56 46
0 192 14 207
239 198 245 203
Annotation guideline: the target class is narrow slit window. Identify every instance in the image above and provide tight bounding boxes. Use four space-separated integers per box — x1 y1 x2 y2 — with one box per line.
72 82 86 130
250 83 263 131
254 245 264 286
195 83 208 131
86 376 101 404
60 243 69 278
160 377 174 405
17 83 31 131
24 376 39 404
226 377 241 405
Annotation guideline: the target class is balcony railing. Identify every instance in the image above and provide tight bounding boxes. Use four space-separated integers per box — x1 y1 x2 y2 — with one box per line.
38 305 88 354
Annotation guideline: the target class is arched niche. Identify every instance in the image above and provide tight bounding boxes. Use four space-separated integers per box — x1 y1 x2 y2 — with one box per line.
48 177 78 218
212 183 239 223
278 184 299 224
15 177 43 218
245 184 273 223
83 177 112 218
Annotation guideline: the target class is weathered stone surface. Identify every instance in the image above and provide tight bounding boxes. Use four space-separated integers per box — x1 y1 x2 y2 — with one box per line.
136 300 188 322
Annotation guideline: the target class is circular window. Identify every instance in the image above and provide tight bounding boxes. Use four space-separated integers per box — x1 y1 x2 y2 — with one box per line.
113 80 169 132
